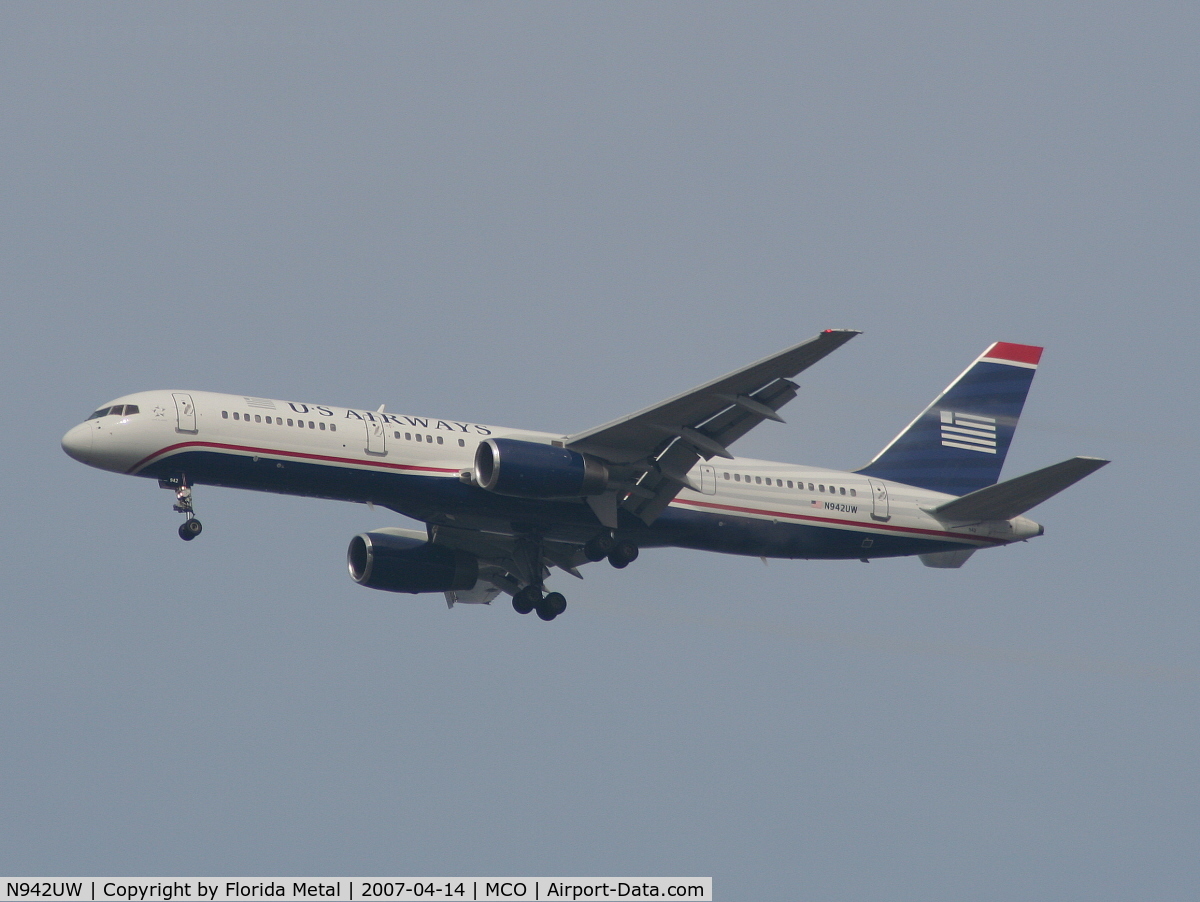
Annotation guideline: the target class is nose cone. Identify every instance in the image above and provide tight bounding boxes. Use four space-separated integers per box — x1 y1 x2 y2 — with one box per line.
61 423 93 464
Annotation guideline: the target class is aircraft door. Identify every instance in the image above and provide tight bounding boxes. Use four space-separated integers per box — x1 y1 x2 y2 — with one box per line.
172 393 198 434
699 464 717 495
868 479 890 521
364 417 387 455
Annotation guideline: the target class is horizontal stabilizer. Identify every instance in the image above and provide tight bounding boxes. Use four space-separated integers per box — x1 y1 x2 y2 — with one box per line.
932 456 1109 522
920 548 977 568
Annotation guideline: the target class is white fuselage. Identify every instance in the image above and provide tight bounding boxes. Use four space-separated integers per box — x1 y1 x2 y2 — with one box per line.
62 389 1042 559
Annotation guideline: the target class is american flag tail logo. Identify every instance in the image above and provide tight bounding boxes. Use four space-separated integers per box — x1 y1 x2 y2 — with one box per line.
940 411 997 453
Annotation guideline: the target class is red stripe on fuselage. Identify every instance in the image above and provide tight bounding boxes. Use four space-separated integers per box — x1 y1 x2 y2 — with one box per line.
128 441 461 476
134 443 1001 546
670 497 1005 545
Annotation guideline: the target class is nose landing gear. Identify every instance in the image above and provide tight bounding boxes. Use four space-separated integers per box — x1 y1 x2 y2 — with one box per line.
162 476 203 541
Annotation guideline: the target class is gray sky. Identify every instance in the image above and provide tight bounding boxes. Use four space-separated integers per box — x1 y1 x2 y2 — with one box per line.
2 3 1198 898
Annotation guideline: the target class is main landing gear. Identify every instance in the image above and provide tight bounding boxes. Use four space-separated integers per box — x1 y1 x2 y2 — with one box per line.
584 532 640 569
607 539 639 569
163 476 203 541
510 533 641 622
512 586 567 621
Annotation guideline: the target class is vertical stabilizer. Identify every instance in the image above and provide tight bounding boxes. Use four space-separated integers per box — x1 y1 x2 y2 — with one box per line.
856 342 1042 495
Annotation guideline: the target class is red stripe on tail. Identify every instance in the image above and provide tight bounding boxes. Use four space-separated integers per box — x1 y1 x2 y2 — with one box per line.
984 342 1043 365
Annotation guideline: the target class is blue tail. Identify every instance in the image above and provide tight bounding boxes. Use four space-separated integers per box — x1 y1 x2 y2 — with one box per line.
856 342 1042 496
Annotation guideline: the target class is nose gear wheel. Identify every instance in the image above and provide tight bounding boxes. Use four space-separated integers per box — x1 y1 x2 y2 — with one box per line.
163 475 204 541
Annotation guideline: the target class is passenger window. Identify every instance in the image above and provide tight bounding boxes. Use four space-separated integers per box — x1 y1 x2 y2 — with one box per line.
222 411 229 419
734 473 741 481
437 436 443 444
819 485 825 492
319 422 326 430
255 415 261 423
394 431 400 439
755 476 761 484
724 472 730 480
787 480 793 488
426 435 432 443
850 488 856 497
87 408 110 420
458 439 465 447
308 421 314 428
287 418 294 426
808 483 814 491
840 487 846 495
233 412 240 420
415 434 422 442
330 424 335 432
405 433 411 441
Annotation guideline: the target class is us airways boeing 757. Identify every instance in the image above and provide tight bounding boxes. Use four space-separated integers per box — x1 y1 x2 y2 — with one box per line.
62 330 1107 621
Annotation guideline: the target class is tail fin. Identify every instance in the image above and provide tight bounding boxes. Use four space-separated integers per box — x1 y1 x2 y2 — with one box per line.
856 342 1042 495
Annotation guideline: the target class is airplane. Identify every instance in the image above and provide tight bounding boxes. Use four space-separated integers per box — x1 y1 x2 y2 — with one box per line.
61 330 1107 621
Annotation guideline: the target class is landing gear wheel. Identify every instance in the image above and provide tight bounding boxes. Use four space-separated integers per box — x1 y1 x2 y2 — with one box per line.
169 478 202 541
607 540 639 569
536 592 567 621
584 533 616 562
512 586 540 615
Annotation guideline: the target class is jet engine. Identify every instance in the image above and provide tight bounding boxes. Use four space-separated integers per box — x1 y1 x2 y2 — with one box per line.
473 438 609 498
347 531 478 593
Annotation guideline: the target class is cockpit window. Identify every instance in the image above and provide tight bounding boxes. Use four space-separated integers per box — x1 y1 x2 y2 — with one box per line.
85 404 138 420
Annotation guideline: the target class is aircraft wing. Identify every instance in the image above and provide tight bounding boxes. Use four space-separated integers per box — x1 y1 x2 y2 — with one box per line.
566 329 860 525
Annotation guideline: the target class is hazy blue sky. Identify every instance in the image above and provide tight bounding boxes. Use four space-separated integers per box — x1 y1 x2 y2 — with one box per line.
2 4 1198 899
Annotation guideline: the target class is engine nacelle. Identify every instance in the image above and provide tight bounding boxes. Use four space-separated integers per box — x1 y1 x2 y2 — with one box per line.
347 530 478 593
473 438 609 498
